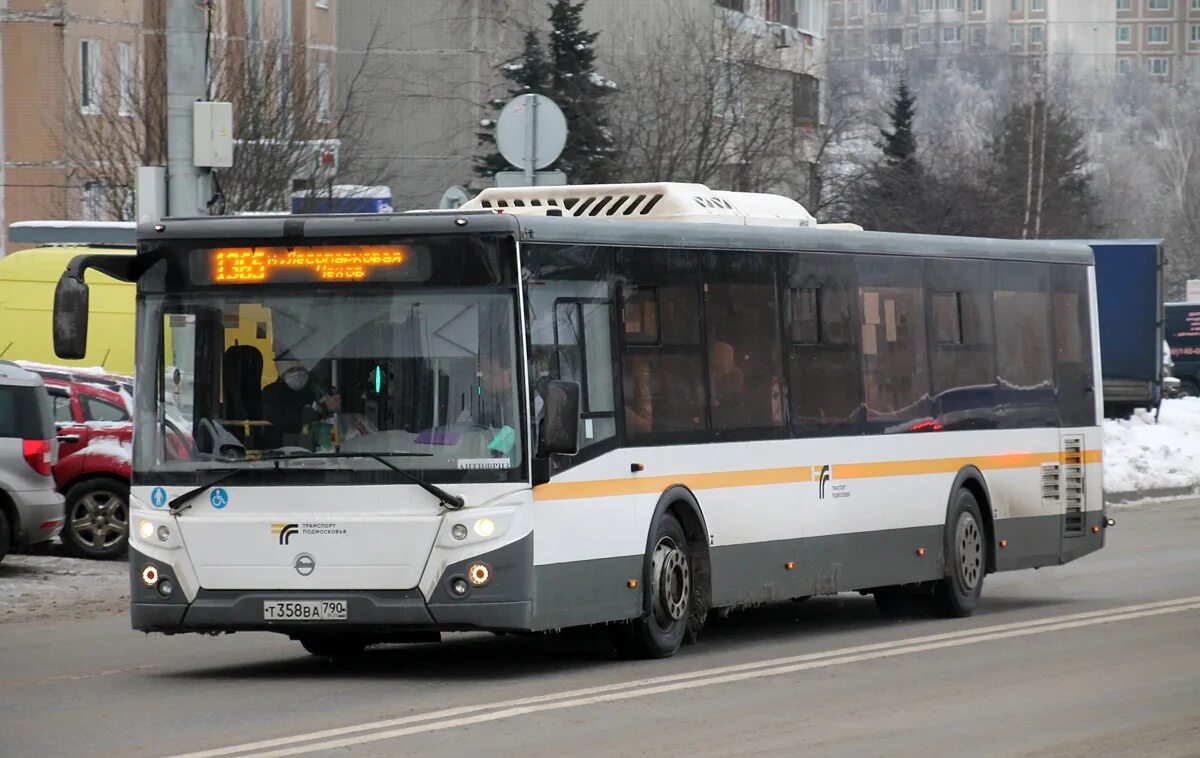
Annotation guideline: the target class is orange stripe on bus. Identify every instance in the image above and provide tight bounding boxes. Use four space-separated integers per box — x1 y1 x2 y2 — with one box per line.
532 449 1100 502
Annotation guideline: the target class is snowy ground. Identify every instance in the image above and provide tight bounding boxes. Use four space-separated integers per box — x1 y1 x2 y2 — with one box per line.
1103 397 1200 500
0 399 1196 626
0 549 127 626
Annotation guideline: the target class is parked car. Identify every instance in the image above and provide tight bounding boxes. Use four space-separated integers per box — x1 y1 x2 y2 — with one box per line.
36 372 133 560
0 361 64 564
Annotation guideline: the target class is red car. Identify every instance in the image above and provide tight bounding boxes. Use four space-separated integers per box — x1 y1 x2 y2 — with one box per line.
37 372 133 559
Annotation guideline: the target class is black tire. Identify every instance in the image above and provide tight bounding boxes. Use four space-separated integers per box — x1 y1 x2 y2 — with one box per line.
932 488 986 618
611 513 692 659
299 635 369 659
0 507 11 564
61 478 129 560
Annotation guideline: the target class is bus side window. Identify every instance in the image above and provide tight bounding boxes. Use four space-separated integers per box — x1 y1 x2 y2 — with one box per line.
857 255 931 432
993 261 1056 428
1051 264 1095 427
925 258 996 430
785 253 861 437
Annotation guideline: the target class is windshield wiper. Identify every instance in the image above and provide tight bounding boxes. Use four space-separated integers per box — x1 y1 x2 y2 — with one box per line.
168 461 264 516
266 451 465 510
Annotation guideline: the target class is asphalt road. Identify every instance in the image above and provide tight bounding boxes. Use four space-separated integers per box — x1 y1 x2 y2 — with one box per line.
3 501 1199 758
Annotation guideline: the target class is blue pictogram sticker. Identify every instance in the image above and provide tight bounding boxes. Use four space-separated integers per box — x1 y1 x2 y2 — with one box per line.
150 487 168 509
210 487 229 510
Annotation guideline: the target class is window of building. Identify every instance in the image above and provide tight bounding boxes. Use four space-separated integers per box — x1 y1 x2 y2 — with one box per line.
1011 26 1024 44
1010 0 1022 11
1193 0 1200 11
80 40 100 115
1031 25 1044 43
943 25 963 41
972 26 986 44
1116 0 1131 9
1148 25 1170 43
1147 57 1170 74
1117 25 1132 42
793 74 820 126
1031 0 1044 9
850 0 864 17
704 251 785 434
118 42 133 117
972 0 985 10
940 0 963 10
317 61 331 122
832 1 845 22
922 25 936 42
920 0 935 9
786 254 861 437
1116 57 1132 73
1148 0 1171 10
1192 24 1200 42
82 181 102 221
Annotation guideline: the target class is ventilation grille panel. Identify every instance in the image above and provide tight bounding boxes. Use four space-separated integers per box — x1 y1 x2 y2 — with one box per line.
1062 436 1085 536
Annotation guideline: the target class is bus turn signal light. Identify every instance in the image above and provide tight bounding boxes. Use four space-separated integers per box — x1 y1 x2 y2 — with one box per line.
916 548 926 557
1092 526 1101 534
627 580 638 589
1000 540 1009 549
630 463 645 473
784 561 795 570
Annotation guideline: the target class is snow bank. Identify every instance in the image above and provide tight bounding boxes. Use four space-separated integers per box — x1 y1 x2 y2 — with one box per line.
0 553 127 626
1104 397 1200 494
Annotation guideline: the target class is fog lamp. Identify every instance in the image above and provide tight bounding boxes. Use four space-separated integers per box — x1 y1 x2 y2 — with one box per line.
157 525 171 542
450 578 469 597
157 578 174 597
473 518 495 538
468 563 491 586
451 523 468 541
141 564 159 587
138 520 154 540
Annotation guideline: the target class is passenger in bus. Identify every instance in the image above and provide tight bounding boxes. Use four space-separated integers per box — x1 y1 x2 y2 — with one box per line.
623 355 653 435
261 356 341 446
709 341 745 411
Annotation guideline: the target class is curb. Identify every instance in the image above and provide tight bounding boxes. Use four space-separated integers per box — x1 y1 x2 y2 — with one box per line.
1106 487 1199 505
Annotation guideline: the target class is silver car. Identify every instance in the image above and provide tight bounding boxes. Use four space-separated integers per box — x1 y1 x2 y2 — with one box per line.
0 361 64 563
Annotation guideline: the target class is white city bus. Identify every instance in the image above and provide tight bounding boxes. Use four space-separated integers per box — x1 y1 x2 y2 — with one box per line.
53 183 1106 659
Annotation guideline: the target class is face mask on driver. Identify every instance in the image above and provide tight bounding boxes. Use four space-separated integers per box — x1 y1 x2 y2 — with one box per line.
283 369 309 391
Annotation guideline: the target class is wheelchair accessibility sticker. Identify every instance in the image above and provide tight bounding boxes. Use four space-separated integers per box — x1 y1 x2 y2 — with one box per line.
151 487 168 509
210 488 229 510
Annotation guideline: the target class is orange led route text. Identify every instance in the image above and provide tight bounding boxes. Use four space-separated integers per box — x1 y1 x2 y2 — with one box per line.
213 246 408 283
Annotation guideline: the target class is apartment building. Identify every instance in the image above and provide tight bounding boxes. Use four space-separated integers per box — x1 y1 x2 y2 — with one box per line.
337 0 827 210
829 0 1198 81
1114 0 1200 78
0 0 335 256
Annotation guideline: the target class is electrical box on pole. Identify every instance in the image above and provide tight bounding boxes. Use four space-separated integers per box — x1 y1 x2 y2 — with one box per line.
193 102 233 168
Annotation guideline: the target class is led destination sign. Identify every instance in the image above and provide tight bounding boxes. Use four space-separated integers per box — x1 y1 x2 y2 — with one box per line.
212 246 417 283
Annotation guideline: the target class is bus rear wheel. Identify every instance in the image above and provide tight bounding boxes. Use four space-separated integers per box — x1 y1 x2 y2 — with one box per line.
298 635 368 660
933 489 986 618
611 513 691 659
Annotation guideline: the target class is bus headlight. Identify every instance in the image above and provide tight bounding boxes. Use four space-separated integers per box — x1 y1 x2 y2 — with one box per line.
138 520 154 540
473 518 495 538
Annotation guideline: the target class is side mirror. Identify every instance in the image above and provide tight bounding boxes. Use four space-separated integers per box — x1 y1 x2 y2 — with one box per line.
53 274 90 360
539 380 581 456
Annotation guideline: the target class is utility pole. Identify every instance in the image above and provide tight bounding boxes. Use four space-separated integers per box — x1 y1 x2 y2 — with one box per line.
166 0 210 217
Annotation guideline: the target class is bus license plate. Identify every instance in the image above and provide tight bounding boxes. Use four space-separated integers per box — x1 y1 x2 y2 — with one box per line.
263 600 348 621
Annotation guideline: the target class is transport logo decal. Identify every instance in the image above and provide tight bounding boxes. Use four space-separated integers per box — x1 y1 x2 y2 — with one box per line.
293 553 316 576
272 523 300 546
210 487 229 509
815 465 832 499
150 487 168 509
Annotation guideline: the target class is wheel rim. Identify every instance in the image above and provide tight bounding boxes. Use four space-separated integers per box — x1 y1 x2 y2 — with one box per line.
649 536 690 629
70 490 128 550
955 512 983 591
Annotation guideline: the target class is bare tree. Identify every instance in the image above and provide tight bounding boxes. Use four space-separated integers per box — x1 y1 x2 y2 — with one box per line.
605 4 819 197
62 23 392 218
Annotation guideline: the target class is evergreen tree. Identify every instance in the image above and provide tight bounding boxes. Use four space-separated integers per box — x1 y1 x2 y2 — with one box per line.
546 0 618 184
986 97 1097 239
878 79 917 168
474 31 553 178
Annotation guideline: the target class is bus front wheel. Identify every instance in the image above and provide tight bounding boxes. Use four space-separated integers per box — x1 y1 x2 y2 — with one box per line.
611 513 691 659
933 489 986 618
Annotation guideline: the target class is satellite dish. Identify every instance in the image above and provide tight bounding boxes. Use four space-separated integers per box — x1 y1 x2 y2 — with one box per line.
439 186 471 210
495 94 568 171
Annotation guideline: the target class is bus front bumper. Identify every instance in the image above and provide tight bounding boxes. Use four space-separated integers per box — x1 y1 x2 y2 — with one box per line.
130 535 535 634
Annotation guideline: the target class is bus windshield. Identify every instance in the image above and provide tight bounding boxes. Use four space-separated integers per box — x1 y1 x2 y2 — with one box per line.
133 243 524 485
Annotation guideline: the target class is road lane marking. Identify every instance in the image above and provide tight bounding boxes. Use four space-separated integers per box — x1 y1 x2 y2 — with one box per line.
170 596 1200 758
